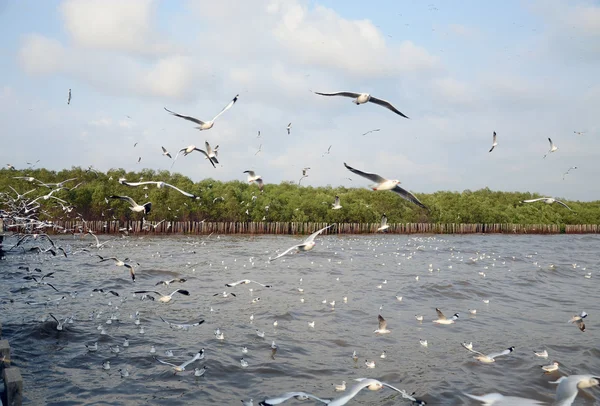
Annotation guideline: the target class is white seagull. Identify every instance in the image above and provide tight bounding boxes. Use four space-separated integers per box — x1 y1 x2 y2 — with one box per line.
332 195 342 210
463 392 544 405
205 141 219 165
225 280 272 288
489 131 498 152
159 316 205 330
171 145 216 169
67 88 71 105
164 94 239 131
568 311 587 332
534 350 549 358
520 197 572 211
161 146 172 158
313 91 409 118
258 392 331 406
286 122 292 135
96 255 136 281
433 308 459 324
269 224 335 261
343 162 427 209
133 289 190 303
118 179 197 198
153 350 204 373
550 374 600 406
562 166 578 180
541 361 559 373
109 195 151 214
374 314 390 334
377 214 389 232
243 170 264 191
543 137 558 158
328 378 417 406
461 342 515 363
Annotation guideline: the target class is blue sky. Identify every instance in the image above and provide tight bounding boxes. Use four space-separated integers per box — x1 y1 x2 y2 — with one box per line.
1 0 599 200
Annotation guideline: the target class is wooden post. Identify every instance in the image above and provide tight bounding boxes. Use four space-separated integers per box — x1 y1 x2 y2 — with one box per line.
0 340 9 369
3 367 23 406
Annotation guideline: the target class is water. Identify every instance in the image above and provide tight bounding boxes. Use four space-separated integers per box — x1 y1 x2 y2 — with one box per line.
1 234 599 405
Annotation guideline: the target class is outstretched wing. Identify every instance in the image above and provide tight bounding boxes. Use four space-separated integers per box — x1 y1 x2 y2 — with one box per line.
194 149 216 168
303 224 335 244
269 244 303 261
109 195 138 207
555 200 573 211
378 314 387 330
164 107 205 125
522 198 545 203
313 91 361 98
153 356 177 368
211 94 239 122
369 96 410 118
461 342 486 357
391 185 428 209
436 308 447 320
343 162 387 184
163 183 196 198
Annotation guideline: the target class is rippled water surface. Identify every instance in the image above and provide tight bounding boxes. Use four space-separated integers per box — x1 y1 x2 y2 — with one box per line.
1 234 599 405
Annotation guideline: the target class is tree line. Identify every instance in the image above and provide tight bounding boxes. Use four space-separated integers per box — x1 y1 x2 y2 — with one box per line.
1 167 598 225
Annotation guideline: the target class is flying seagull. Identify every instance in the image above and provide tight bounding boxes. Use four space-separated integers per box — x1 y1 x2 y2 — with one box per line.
377 214 389 232
171 145 215 169
255 144 262 156
433 308 459 324
118 179 197 198
96 255 137 281
328 379 417 406
161 146 172 159
298 167 310 185
562 166 578 180
550 375 600 406
489 131 497 152
313 91 409 118
362 129 381 136
205 141 219 165
520 197 573 211
343 162 427 209
155 278 186 286
164 94 239 131
159 316 205 330
332 195 342 210
153 350 204 373
269 224 335 261
134 289 190 303
374 315 390 334
461 342 515 363
258 392 331 406
67 89 71 105
287 123 292 135
109 195 152 214
225 280 272 288
244 171 264 191
322 145 332 157
543 138 558 158
463 392 543 405
568 311 587 332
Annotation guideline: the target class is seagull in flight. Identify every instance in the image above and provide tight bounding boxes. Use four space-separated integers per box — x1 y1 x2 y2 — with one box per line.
164 94 239 131
322 145 332 157
255 144 262 156
520 197 572 211
433 308 459 324
155 278 186 286
154 350 204 373
332 195 342 210
161 146 172 159
550 374 600 406
258 392 331 406
573 131 586 135
463 392 543 405
244 171 264 191
205 141 219 165
171 145 216 169
374 315 390 334
269 224 335 261
86 231 113 248
225 280 272 288
489 131 498 152
328 378 417 406
159 316 205 330
568 311 587 332
377 214 389 232
96 255 136 281
362 129 381 136
461 342 515 363
118 179 197 198
134 289 190 303
67 88 71 105
543 137 558 158
298 167 310 185
562 166 578 180
343 162 427 209
109 195 151 214
313 91 409 118
287 123 292 135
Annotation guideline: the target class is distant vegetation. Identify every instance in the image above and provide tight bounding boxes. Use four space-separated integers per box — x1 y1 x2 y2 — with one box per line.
1 167 599 225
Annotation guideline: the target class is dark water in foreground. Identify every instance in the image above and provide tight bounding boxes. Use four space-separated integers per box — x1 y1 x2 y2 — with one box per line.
1 234 599 405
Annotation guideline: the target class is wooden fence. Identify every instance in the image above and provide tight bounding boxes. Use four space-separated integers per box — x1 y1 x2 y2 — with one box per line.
3 220 600 235
1 323 23 406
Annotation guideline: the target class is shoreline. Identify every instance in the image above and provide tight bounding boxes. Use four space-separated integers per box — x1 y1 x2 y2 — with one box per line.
3 220 599 235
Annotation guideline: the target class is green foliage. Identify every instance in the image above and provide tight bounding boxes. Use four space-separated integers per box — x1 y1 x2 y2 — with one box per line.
1 167 599 224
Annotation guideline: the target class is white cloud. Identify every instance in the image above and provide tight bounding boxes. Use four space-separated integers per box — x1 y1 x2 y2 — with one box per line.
89 118 112 127
18 34 67 75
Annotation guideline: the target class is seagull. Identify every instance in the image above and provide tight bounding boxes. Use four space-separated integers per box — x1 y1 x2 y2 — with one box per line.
155 278 186 286
255 144 262 156
194 366 207 377
171 145 216 169
543 137 558 158
240 358 249 368
86 342 98 352
573 131 586 135
433 308 459 324
49 313 66 331
286 123 292 135
489 131 498 152
374 315 390 334
102 360 110 370
159 316 205 330
332 195 342 210
562 166 578 180
520 197 572 211
225 280 272 288
550 374 600 406
213 291 237 298
96 255 136 281
343 163 427 209
205 141 219 165
118 179 197 198
67 88 71 105
334 381 346 392
298 167 310 185
463 392 544 405
377 214 389 232
541 361 560 373
243 171 264 191
259 392 331 406
133 289 190 303
568 311 587 332
153 350 204 373
161 146 172 159
87 231 113 248
461 342 515 363
313 91 409 118
420 339 428 347
164 94 239 131
362 129 381 136
534 350 549 358
109 195 151 214
269 224 335 261
328 378 417 406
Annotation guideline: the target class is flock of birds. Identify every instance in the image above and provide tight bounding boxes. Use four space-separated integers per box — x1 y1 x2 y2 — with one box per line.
0 82 596 405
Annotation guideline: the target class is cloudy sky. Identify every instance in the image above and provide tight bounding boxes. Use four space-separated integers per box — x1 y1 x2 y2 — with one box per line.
1 0 599 200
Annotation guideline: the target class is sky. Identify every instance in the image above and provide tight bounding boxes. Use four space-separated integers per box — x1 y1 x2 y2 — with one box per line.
1 0 599 201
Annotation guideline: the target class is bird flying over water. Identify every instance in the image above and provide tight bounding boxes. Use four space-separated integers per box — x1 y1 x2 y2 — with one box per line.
520 197 572 211
164 94 239 131
109 195 152 214
269 224 335 261
244 171 264 191
313 91 409 118
377 214 389 232
543 138 558 158
461 342 515 363
118 179 197 198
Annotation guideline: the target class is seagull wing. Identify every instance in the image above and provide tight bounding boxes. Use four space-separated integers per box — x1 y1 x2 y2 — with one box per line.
486 348 513 360
172 289 190 296
134 290 161 296
378 314 387 330
461 342 486 357
303 224 335 244
120 181 156 187
225 280 246 287
269 244 304 261
343 162 387 183
555 200 573 211
204 141 213 155
109 195 138 207
211 94 239 122
369 96 410 118
379 382 417 401
548 137 554 148
313 91 361 98
163 182 196 198
436 308 447 320
334 196 340 206
381 214 388 227
522 198 546 203
391 185 428 209
164 107 205 125
194 149 216 168
153 356 178 368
